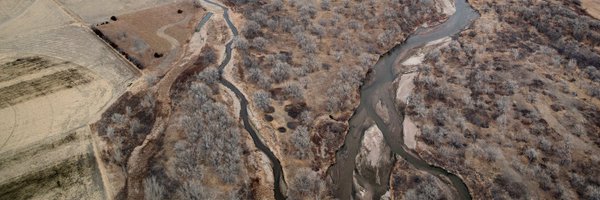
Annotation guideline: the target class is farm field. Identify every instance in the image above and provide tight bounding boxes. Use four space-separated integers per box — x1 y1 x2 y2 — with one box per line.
0 0 71 40
0 0 141 198
57 0 186 24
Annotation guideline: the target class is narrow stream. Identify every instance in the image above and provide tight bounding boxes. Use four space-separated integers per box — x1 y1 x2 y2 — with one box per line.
202 1 286 199
329 0 479 199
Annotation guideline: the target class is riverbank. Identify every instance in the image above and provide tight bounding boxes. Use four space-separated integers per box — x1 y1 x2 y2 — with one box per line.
405 0 600 199
328 0 479 198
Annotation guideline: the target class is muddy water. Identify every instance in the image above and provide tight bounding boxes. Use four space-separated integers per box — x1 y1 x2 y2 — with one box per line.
202 0 287 199
328 0 479 199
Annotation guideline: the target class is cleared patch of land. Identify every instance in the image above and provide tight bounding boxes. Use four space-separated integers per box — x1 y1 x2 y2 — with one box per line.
93 1 206 70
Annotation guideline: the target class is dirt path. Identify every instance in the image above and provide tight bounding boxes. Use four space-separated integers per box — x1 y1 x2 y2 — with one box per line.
123 13 211 199
156 15 191 69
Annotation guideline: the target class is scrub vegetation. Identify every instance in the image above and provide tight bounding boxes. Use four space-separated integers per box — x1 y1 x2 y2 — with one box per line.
404 0 600 199
224 0 450 197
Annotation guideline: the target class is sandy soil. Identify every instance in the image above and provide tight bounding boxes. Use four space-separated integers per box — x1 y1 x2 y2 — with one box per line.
394 37 451 151
582 0 600 19
401 54 426 66
395 73 418 104
392 73 418 150
376 100 391 123
403 117 419 150
435 0 456 16
358 125 387 168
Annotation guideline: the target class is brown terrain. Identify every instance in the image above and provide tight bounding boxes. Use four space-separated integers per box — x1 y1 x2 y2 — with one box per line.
389 155 455 199
1 0 599 199
222 0 453 197
399 0 600 199
93 1 207 70
90 1 276 198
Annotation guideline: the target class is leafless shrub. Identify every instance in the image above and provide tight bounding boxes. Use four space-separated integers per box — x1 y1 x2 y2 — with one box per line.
272 61 291 83
320 0 330 10
253 90 272 112
404 175 445 200
290 126 312 159
288 168 325 200
242 20 261 38
524 148 538 162
196 67 220 86
177 180 215 199
252 37 267 50
144 176 165 200
283 83 303 100
234 36 249 51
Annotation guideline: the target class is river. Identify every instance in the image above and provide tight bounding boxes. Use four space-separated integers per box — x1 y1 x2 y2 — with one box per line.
202 0 287 199
328 0 479 199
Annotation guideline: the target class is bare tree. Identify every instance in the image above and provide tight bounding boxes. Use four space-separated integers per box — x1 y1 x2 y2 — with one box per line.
291 126 312 159
196 67 220 85
177 180 215 199
321 0 330 10
252 37 268 50
525 148 538 162
144 176 165 200
283 83 303 100
234 36 249 51
253 90 272 112
288 168 325 200
242 20 261 38
272 61 291 83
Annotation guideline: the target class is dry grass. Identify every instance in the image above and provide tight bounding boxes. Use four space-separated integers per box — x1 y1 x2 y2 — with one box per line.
94 1 205 69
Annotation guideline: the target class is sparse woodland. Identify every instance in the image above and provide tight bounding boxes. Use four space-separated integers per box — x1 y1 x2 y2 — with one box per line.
143 46 258 199
225 0 448 197
96 91 157 174
92 0 600 199
96 45 262 199
389 157 453 200
405 0 600 199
